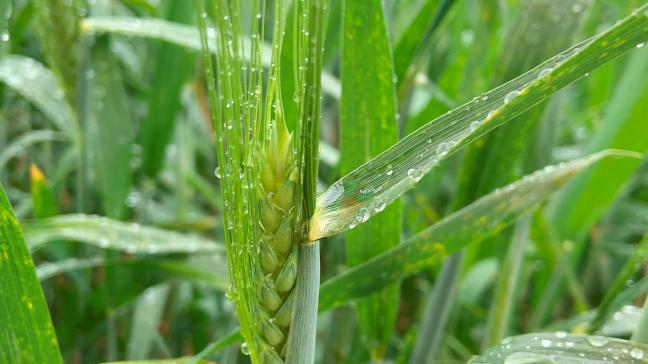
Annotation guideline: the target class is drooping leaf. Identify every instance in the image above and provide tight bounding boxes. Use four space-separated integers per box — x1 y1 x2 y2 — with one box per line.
309 5 648 241
0 130 67 171
0 182 63 364
22 214 221 255
0 56 76 136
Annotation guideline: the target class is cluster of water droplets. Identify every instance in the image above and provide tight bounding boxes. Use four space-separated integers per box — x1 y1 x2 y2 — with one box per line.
470 332 647 363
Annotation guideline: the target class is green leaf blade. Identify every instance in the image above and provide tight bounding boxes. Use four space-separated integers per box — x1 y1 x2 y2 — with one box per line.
309 4 648 241
318 151 632 310
0 183 63 364
340 0 402 357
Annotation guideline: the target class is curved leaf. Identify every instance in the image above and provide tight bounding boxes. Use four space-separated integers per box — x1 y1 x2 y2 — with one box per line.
0 56 76 136
318 151 637 310
22 214 222 255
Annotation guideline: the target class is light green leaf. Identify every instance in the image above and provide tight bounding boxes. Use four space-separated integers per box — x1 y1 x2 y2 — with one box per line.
87 38 133 219
0 130 67 171
318 151 636 310
0 182 63 364
80 16 340 98
309 5 648 241
0 56 76 136
340 0 401 356
22 214 221 255
469 333 648 363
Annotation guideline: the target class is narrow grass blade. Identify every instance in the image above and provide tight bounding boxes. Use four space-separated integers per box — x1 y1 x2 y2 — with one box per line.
87 38 133 219
187 328 243 364
551 47 648 241
80 16 340 98
0 130 67 171
393 0 454 84
484 215 530 348
23 214 221 254
0 183 63 363
589 233 648 333
0 56 76 136
318 151 635 310
36 256 103 280
127 284 171 360
340 0 401 357
32 0 80 105
140 2 195 177
408 252 464 364
469 333 648 363
309 5 648 241
101 359 208 364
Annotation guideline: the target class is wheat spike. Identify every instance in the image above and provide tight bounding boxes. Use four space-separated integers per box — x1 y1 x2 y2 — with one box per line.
254 105 299 362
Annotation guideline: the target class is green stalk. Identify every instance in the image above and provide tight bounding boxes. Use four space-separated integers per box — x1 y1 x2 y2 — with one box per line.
483 215 529 348
408 252 464 364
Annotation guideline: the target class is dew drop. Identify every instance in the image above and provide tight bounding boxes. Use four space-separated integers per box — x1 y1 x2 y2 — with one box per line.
241 342 250 355
1 32 9 42
225 284 238 301
586 336 609 348
407 168 424 182
636 42 645 49
374 199 386 212
356 207 369 223
631 348 644 359
504 90 520 104
541 339 552 348
214 167 221 179
555 331 567 338
538 68 553 79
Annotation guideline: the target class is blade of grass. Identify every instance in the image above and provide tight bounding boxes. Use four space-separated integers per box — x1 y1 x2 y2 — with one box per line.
87 37 133 219
309 4 648 241
0 182 63 364
469 333 648 363
393 0 455 86
127 284 171 360
483 215 530 348
339 0 402 358
0 131 67 171
22 214 222 255
317 151 637 310
589 232 648 333
32 0 80 106
140 1 195 177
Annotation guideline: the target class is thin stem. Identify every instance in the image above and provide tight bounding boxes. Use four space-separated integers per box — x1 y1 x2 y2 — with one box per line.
409 252 464 364
286 241 320 364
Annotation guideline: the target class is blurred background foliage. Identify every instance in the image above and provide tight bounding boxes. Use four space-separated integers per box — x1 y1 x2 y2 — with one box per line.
0 0 647 363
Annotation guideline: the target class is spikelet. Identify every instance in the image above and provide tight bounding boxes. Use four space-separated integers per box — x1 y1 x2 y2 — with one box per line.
253 105 299 362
